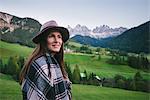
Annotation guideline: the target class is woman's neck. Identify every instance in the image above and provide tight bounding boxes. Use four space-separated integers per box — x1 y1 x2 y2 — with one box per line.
47 50 56 56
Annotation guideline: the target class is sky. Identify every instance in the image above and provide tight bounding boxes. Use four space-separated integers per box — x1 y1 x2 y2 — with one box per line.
0 0 149 29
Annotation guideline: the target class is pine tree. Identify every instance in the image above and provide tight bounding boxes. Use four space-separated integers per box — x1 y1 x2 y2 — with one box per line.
72 64 80 83
0 58 3 73
18 56 25 69
7 56 19 75
134 72 144 91
98 54 101 60
134 72 142 81
65 62 73 82
7 57 14 75
83 70 87 80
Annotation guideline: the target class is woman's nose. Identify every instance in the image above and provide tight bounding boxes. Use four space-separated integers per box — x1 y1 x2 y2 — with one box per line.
54 37 59 42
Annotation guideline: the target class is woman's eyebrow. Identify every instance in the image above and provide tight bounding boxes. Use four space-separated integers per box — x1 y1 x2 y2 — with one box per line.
48 34 54 36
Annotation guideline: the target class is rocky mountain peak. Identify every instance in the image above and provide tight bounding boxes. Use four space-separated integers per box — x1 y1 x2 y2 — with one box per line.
0 12 13 24
68 24 127 38
0 12 41 34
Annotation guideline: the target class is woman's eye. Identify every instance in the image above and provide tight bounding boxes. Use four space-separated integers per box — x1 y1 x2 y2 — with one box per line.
58 35 62 38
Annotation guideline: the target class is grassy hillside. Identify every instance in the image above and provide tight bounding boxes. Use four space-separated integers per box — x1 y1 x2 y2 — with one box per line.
0 40 149 79
0 73 22 99
65 53 150 79
72 84 149 100
0 41 33 63
69 41 82 47
69 41 96 50
0 73 149 100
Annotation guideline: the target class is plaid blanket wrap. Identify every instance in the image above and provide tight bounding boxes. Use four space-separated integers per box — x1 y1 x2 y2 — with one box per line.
21 53 72 100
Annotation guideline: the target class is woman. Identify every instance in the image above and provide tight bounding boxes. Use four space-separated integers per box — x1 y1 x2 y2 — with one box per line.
19 20 72 100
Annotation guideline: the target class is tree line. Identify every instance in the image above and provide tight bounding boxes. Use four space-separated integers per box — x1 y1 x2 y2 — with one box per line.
0 56 24 81
65 62 150 93
0 55 149 93
107 52 150 71
66 44 150 71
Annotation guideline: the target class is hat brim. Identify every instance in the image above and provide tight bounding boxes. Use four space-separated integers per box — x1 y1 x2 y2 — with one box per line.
32 26 69 44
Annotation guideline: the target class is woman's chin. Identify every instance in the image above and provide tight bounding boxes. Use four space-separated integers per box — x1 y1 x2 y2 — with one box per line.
51 49 60 53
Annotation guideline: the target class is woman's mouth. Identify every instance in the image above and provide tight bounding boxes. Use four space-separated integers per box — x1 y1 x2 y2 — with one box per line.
52 45 60 48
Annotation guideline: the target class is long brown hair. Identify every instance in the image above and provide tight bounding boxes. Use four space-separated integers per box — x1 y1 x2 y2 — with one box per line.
19 33 68 84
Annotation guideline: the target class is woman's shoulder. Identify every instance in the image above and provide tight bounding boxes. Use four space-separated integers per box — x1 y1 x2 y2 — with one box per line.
32 54 47 67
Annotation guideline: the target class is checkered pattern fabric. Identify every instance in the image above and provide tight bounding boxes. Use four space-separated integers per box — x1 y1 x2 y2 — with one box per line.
21 53 72 100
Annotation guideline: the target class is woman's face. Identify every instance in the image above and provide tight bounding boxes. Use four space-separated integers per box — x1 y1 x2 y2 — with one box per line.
47 31 63 54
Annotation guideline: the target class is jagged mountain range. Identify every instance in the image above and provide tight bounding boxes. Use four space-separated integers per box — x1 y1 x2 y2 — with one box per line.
68 24 127 39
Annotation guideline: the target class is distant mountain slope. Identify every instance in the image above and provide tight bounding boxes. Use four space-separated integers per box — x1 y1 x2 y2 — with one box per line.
106 21 150 53
0 12 41 47
71 35 100 46
71 35 113 47
72 21 150 53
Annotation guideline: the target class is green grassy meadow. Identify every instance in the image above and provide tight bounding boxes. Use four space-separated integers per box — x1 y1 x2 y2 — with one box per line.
0 73 22 100
0 40 150 99
0 41 33 63
0 73 149 100
65 53 150 79
0 40 149 79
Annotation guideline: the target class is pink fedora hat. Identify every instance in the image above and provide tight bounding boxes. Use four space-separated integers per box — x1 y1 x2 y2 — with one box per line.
32 20 69 44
